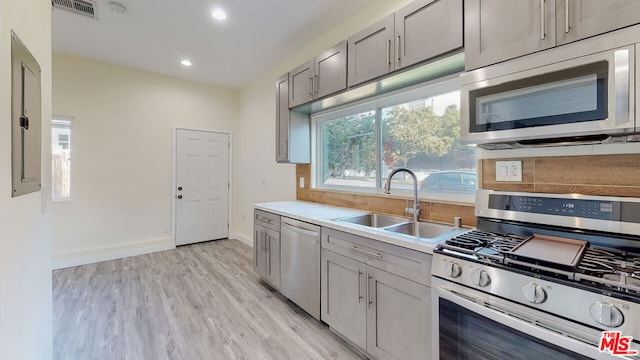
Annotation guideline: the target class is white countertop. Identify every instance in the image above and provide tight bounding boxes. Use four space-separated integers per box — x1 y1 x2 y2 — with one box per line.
254 200 469 254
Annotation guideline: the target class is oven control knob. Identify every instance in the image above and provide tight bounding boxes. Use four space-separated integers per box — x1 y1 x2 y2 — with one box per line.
444 261 462 278
590 302 624 328
471 269 491 287
522 283 547 304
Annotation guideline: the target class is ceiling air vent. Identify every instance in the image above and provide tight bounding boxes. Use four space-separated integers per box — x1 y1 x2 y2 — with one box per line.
52 0 97 19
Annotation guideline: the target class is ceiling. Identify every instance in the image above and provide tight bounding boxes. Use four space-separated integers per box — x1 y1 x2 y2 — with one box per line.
51 0 374 89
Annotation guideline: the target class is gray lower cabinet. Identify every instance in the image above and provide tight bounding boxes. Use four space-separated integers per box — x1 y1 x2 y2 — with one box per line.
254 210 281 288
321 249 367 348
275 73 310 164
366 266 430 360
321 228 431 360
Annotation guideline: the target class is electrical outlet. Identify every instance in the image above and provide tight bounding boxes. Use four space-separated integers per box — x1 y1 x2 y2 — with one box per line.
496 161 522 182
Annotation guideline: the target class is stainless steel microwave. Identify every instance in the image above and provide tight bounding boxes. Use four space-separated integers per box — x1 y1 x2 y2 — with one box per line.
460 34 637 148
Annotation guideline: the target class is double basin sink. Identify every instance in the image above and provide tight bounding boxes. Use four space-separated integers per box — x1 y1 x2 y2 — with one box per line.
334 213 461 242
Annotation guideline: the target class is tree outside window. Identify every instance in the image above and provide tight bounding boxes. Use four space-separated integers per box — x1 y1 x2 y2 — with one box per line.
316 80 476 198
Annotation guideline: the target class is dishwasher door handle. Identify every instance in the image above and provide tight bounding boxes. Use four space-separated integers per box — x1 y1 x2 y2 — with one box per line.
282 222 319 238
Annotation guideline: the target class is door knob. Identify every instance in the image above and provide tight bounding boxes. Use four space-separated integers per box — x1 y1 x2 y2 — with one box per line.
177 194 183 199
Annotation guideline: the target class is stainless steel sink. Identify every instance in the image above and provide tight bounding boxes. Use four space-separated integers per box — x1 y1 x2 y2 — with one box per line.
337 213 410 228
385 221 456 239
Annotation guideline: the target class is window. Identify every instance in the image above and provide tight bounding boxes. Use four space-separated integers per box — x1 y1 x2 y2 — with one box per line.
314 76 476 202
52 117 72 200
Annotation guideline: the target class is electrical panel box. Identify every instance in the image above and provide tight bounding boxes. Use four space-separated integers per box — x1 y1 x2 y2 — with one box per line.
11 30 42 197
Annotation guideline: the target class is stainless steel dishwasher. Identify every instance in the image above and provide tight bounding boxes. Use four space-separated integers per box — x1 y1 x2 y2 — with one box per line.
280 217 321 320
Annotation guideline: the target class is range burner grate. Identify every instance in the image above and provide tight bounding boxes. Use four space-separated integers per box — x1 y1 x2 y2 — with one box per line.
441 231 640 296
577 247 640 295
440 230 529 263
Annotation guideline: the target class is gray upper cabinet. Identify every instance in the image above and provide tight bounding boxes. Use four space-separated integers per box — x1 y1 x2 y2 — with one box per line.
349 0 463 87
348 14 395 87
289 61 314 108
465 0 556 71
276 73 310 164
556 0 640 45
276 74 291 162
395 0 463 70
315 42 348 99
289 41 347 108
466 0 640 70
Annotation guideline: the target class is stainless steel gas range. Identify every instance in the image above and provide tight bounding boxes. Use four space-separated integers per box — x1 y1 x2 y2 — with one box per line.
431 190 640 360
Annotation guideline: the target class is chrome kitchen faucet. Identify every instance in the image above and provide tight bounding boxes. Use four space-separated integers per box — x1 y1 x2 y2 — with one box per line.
384 168 419 224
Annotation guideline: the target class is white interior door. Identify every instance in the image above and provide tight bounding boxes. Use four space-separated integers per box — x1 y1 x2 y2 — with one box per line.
175 129 229 246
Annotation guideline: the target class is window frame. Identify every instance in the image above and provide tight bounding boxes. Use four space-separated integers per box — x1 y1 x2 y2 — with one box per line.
51 115 74 202
312 73 476 204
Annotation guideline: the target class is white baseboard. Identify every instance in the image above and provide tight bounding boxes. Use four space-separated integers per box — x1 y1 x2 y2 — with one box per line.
53 237 176 269
230 232 252 247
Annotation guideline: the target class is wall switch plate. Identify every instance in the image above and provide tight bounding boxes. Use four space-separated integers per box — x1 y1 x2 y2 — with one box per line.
299 177 305 188
496 161 522 182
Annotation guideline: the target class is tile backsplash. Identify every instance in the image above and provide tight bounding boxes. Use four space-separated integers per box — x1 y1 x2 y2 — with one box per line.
295 153 639 227
295 164 476 227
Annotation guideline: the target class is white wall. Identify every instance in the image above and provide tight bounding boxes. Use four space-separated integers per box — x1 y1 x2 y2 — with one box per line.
232 0 414 242
0 0 53 358
52 53 238 268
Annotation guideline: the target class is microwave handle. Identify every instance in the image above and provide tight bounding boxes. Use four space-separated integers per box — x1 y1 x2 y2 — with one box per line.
614 49 630 126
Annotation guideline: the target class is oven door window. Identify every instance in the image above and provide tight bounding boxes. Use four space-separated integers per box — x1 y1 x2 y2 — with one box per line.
439 298 591 360
469 62 608 133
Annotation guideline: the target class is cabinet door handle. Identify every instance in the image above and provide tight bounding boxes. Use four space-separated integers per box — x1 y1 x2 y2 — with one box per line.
266 234 271 275
308 77 313 97
367 274 373 308
351 246 383 259
397 35 401 64
564 0 570 33
386 39 391 66
540 0 545 40
314 74 319 95
357 270 363 303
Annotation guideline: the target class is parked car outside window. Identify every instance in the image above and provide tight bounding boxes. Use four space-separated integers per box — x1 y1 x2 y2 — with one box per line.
420 170 476 193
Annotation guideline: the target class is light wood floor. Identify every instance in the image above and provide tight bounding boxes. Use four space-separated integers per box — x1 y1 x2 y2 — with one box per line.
53 239 364 360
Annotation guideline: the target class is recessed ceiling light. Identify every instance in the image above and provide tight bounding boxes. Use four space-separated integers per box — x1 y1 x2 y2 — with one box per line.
181 59 192 67
211 8 227 20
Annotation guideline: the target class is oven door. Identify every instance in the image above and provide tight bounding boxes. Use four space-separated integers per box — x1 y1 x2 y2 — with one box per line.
460 44 634 146
431 277 638 360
